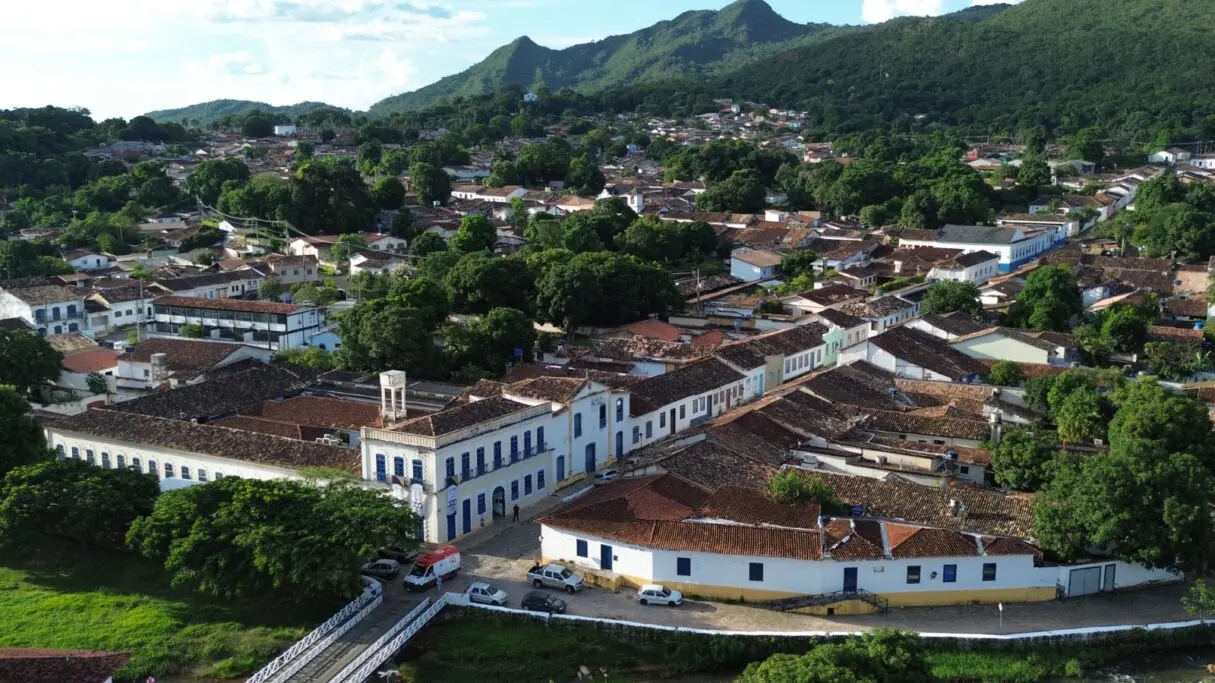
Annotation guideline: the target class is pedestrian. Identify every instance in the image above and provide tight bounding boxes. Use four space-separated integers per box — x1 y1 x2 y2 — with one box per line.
512 504 520 522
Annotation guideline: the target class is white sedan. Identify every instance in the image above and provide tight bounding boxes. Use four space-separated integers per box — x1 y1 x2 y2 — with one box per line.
466 581 509 606
637 584 683 607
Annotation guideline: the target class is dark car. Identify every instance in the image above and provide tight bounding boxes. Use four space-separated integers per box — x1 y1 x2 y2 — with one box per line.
378 546 419 564
521 591 567 614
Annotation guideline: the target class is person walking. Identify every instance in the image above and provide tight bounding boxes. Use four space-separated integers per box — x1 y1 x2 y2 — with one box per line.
512 504 520 522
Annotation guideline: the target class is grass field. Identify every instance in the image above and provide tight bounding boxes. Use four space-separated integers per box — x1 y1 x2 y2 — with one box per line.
0 538 333 681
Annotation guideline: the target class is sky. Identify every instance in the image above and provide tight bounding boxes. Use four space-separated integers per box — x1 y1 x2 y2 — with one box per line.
0 0 1022 120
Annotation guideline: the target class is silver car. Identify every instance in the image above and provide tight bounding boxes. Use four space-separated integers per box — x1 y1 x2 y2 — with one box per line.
466 581 509 606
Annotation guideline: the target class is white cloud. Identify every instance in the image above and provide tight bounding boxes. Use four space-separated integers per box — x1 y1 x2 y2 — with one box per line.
861 0 945 24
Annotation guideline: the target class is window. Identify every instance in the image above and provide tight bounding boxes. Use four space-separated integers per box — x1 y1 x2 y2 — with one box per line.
477 493 486 515
679 404 685 419
524 475 532 495
132 457 141 472
71 446 79 459
645 421 652 439
510 436 519 461
393 456 405 478
960 465 970 475
164 463 174 479
523 431 532 456
574 413 582 438
615 398 623 422
148 460 158 478
906 566 921 584
445 457 455 481
943 564 957 583
677 557 691 576
632 426 640 444
476 448 485 476
100 452 111 469
116 455 125 469
599 404 607 428
412 459 424 482
982 563 997 582
576 539 588 557
493 442 502 468
536 426 545 451
749 562 764 582
461 452 471 479
510 480 519 501
659 412 666 429
375 454 387 482
215 472 224 480
86 449 95 464
55 445 65 459
35 309 45 323
198 469 208 482
181 466 191 480
537 469 546 489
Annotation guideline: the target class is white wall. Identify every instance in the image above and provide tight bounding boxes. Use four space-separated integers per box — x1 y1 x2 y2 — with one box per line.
48 429 298 483
952 335 1052 364
630 378 747 449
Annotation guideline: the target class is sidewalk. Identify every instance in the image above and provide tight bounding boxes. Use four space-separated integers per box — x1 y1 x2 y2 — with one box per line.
456 481 590 553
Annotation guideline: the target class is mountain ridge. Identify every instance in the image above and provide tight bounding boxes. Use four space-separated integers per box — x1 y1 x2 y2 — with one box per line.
145 99 342 125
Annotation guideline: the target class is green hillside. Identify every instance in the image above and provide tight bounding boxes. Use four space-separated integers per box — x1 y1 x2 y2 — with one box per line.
717 0 1215 134
145 99 341 125
369 0 845 115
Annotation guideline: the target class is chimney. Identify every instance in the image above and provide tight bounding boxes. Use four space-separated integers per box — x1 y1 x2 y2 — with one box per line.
380 370 408 423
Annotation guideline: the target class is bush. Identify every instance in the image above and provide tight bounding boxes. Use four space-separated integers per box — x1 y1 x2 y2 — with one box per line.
988 360 1024 387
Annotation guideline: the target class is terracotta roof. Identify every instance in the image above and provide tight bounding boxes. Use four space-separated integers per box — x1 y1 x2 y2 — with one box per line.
867 327 988 380
917 312 987 337
1164 298 1208 318
694 486 820 528
121 338 245 375
154 295 304 314
802 361 899 408
733 248 784 268
107 364 317 420
793 284 867 306
49 408 359 473
758 390 853 440
212 414 311 440
864 408 990 441
619 319 681 342
393 395 534 436
1147 325 1205 344
61 348 120 374
629 359 744 414
0 649 131 683
814 307 866 330
554 474 711 523
3 284 80 305
887 524 980 558
983 535 1041 557
823 518 885 560
714 323 828 371
659 440 778 490
244 395 382 430
503 377 588 404
707 414 802 465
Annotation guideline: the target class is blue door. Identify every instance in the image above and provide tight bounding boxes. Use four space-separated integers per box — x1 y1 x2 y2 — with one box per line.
584 443 596 474
462 499 472 534
615 431 623 458
446 513 456 541
557 455 565 481
600 544 613 571
843 567 858 593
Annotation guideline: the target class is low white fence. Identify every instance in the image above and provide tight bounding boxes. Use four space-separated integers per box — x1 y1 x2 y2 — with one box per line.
245 578 383 683
327 598 439 683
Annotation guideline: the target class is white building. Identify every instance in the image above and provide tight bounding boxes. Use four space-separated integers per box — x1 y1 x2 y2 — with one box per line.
63 249 112 271
898 224 1054 274
154 270 266 300
627 359 747 450
0 285 86 336
839 327 988 383
116 338 271 390
715 322 830 393
927 250 1000 286
151 295 324 350
360 371 629 543
83 284 155 335
1148 147 1191 164
729 249 783 282
274 124 297 136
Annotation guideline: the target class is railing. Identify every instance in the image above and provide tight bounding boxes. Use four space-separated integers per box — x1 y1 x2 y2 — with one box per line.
765 589 889 615
244 578 382 683
327 598 437 683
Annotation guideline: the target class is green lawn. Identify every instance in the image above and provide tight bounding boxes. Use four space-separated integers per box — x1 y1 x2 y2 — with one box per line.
0 538 333 681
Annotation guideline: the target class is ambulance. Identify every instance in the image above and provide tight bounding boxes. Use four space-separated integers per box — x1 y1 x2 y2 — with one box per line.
403 545 461 591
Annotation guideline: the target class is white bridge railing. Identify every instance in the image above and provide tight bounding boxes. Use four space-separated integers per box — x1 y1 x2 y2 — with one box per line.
245 578 383 683
327 597 441 683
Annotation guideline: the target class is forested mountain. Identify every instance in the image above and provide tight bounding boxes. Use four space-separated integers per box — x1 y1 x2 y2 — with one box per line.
718 0 1215 137
146 99 341 125
369 0 842 115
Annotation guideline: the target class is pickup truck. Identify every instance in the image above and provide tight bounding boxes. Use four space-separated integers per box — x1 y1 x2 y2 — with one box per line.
527 563 584 593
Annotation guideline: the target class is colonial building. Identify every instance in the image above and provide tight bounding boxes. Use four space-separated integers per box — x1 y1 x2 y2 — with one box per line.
151 296 324 350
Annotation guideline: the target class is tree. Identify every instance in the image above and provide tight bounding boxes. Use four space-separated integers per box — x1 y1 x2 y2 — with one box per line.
536 252 680 330
410 162 451 206
336 300 442 377
1017 155 1051 189
0 329 63 396
259 277 285 301
389 276 450 327
390 210 417 240
85 372 108 395
0 387 48 479
444 253 535 314
990 428 1057 491
0 459 158 549
1144 341 1210 381
1100 304 1152 352
988 360 1024 387
275 346 336 371
613 215 680 263
327 234 366 264
242 115 273 138
370 177 406 210
449 215 497 254
127 478 419 600
859 204 889 228
739 630 930 683
1183 579 1215 624
920 281 981 316
410 231 447 257
1055 388 1107 445
781 250 819 279
768 470 841 512
444 307 537 376
696 169 767 213
280 159 377 236
676 220 718 259
1005 266 1083 331
180 323 205 338
566 154 606 196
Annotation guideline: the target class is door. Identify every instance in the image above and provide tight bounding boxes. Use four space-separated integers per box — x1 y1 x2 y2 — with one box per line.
1102 564 1116 592
843 567 858 593
615 431 623 458
706 394 713 415
1068 567 1102 597
584 443 596 474
492 487 506 518
600 544 613 572
462 499 472 534
557 456 565 481
668 408 676 435
446 513 457 541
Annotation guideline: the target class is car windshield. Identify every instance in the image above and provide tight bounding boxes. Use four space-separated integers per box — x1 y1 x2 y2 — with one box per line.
560 568 573 578
658 588 670 597
408 564 429 577
484 584 499 594
544 595 557 605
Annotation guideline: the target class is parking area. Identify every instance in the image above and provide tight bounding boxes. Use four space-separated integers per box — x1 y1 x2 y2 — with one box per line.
428 518 1192 636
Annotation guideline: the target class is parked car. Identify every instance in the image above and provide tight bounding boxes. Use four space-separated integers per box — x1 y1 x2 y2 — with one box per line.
360 559 401 579
405 545 461 591
378 546 419 564
527 563 584 593
466 581 509 607
592 469 619 486
637 584 683 607
521 591 567 614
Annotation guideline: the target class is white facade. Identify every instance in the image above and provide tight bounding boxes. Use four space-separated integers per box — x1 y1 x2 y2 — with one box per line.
0 290 86 336
151 300 324 350
67 252 112 271
928 256 1000 286
116 344 270 390
48 431 297 484
274 124 297 136
840 342 955 382
630 377 747 450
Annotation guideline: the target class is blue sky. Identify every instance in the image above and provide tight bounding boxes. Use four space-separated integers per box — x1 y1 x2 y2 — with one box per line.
0 0 1019 120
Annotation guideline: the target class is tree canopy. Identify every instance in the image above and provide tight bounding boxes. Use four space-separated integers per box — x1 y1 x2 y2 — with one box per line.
1005 265 1083 331
920 281 981 317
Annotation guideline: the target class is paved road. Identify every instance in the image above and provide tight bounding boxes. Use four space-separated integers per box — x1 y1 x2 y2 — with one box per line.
448 519 1192 636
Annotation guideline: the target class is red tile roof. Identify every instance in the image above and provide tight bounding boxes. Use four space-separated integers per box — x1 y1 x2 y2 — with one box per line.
887 524 979 558
620 319 681 342
245 395 382 430
823 518 885 560
154 295 304 314
0 649 131 683
61 348 120 374
694 486 820 528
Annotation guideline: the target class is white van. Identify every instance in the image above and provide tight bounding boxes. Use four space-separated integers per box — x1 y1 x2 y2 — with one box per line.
404 545 461 591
